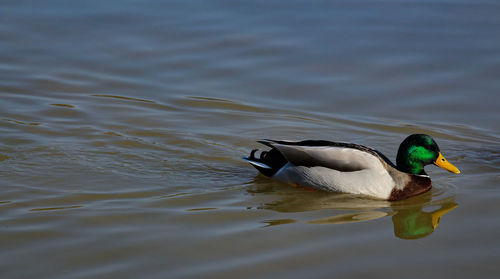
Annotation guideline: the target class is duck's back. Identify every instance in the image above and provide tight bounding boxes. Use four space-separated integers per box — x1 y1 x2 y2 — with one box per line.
245 140 403 199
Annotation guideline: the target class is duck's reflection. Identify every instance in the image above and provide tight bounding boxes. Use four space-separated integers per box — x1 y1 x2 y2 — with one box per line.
391 199 457 239
248 181 458 239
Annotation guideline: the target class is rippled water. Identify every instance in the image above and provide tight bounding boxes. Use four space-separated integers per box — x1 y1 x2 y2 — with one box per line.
1 1 500 278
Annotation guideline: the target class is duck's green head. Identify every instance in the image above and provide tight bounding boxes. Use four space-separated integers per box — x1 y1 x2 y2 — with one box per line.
396 134 460 175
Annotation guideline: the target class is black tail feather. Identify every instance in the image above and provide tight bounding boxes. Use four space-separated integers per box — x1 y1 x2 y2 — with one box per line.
244 146 288 177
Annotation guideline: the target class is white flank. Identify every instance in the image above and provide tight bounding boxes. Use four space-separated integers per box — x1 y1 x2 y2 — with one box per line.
271 146 396 199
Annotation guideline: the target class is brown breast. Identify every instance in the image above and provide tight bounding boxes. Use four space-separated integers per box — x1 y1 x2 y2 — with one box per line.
388 175 432 201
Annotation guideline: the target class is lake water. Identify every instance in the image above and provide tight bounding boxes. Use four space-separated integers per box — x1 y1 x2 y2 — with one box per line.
1 0 499 278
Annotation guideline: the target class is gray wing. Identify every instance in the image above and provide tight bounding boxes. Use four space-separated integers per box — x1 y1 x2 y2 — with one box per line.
260 140 386 172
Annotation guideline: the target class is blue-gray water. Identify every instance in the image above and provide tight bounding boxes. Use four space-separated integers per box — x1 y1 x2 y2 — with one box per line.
1 1 499 278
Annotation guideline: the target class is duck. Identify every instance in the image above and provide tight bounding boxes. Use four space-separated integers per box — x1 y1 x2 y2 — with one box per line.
243 134 460 201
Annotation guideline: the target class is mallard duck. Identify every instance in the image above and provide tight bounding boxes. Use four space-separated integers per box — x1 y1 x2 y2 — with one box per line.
243 134 460 201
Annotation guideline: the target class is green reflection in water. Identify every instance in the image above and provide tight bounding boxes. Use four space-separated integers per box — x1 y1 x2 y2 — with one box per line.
392 200 458 239
249 182 458 239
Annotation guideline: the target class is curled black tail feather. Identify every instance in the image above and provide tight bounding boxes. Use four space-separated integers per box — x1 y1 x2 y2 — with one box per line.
244 147 288 177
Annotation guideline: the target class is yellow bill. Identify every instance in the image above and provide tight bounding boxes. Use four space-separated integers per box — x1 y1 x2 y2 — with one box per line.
434 152 460 174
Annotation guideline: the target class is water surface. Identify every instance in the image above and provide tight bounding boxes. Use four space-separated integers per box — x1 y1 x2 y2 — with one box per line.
1 1 500 278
